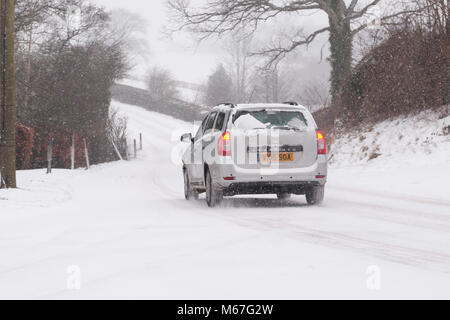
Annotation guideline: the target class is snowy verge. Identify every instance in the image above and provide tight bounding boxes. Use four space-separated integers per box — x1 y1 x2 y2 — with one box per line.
329 108 450 201
330 108 450 167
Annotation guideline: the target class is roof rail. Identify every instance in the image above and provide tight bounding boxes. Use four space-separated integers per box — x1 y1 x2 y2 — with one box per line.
283 101 299 106
218 103 236 108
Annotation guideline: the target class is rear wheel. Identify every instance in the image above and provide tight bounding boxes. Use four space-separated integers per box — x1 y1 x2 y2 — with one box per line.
306 185 324 205
184 169 198 200
206 170 223 207
277 193 291 200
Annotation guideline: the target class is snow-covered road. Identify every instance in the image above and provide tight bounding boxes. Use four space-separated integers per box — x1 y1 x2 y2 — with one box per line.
1 102 450 299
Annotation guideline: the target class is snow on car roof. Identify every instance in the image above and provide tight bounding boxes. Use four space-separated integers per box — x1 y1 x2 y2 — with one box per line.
235 103 308 110
213 103 308 111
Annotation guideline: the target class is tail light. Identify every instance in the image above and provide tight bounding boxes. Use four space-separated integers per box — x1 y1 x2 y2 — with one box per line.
316 130 327 155
218 131 231 156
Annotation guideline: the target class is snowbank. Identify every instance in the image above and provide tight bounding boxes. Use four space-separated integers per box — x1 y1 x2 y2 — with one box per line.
328 109 450 201
330 109 450 167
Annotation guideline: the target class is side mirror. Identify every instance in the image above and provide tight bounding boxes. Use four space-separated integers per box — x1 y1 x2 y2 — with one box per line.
181 133 193 143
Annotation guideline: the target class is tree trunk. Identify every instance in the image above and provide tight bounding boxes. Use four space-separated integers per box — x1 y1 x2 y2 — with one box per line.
328 0 353 103
447 1 450 36
328 17 353 103
0 0 16 189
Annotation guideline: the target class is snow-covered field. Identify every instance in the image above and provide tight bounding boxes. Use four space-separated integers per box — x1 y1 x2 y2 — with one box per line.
116 78 148 90
116 78 204 105
1 101 450 299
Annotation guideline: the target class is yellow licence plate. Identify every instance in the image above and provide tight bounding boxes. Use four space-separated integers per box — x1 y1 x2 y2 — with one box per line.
258 152 294 162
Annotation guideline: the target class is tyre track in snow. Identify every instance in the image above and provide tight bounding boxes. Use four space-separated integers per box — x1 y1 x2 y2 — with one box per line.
172 176 450 272
123 108 185 199
36 232 263 299
327 197 450 232
203 207 450 274
264 219 450 273
142 134 450 272
118 102 450 275
328 185 450 207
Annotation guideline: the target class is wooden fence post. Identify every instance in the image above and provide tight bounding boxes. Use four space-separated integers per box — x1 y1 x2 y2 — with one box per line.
84 138 90 170
47 138 53 174
110 138 123 161
139 133 143 150
71 133 75 170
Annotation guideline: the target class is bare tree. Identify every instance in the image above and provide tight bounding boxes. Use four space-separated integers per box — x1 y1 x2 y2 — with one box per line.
332 0 449 128
411 0 449 34
15 0 61 33
223 34 256 102
248 64 290 103
146 66 179 102
204 64 233 106
14 1 129 168
168 0 408 102
296 79 331 111
108 108 128 159
106 9 150 70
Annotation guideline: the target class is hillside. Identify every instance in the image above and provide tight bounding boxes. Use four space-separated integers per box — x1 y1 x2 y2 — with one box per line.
111 83 206 122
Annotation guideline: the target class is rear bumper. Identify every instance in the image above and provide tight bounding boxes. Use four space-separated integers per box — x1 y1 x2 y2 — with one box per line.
223 181 321 196
211 155 328 193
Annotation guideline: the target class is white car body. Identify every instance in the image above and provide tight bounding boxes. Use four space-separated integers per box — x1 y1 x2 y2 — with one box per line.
181 103 328 206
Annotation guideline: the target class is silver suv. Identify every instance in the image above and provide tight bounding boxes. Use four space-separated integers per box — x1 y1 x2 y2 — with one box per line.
181 103 328 207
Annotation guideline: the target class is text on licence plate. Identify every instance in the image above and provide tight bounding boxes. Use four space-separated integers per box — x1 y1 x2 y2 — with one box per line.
258 152 294 162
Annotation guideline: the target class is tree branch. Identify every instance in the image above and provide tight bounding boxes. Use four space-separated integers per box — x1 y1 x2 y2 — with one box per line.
254 26 330 67
348 0 383 21
168 0 323 39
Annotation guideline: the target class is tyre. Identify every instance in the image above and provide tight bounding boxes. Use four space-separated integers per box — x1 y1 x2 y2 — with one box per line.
306 185 325 205
184 169 198 200
205 170 223 207
277 193 291 200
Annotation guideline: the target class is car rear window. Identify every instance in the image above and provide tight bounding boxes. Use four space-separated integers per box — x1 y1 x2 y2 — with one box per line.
232 109 309 131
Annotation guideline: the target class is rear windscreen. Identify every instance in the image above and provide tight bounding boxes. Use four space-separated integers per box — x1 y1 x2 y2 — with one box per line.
232 109 309 131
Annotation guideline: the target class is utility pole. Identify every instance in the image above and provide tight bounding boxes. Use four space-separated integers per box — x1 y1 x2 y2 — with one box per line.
24 0 33 111
0 0 17 188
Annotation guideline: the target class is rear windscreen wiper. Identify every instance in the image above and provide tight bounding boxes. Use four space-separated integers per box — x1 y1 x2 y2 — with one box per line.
271 126 301 131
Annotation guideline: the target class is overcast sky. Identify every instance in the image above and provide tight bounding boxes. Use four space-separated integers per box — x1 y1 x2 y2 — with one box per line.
92 0 224 84
92 0 331 85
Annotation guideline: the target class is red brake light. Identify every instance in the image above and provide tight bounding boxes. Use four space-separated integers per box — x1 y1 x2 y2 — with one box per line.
218 131 231 156
317 130 327 155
